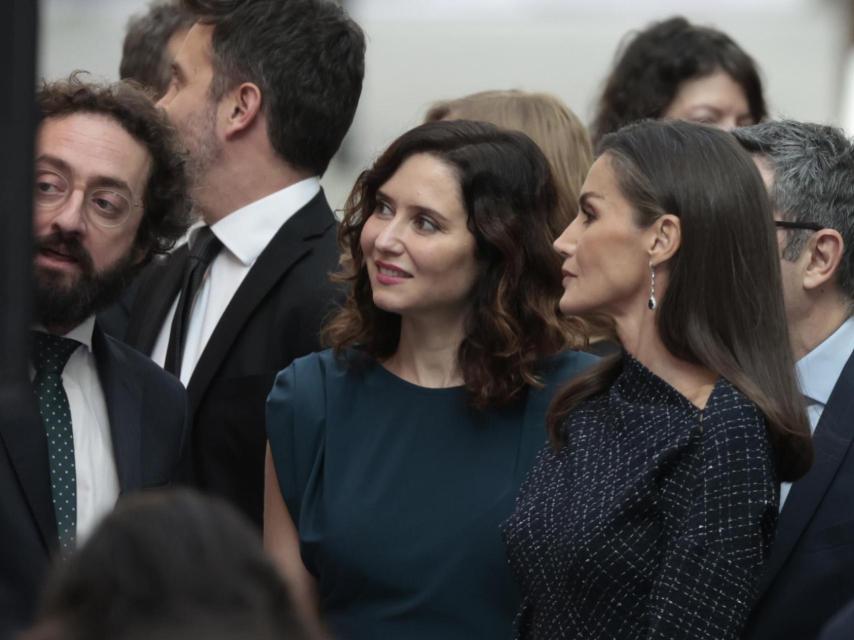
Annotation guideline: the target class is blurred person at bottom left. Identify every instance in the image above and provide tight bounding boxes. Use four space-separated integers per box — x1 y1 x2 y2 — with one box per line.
0 75 192 638
21 490 315 640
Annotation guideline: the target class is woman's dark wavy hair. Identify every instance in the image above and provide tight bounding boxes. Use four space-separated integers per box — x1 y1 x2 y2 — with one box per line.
591 16 767 144
37 74 192 261
323 120 586 410
548 120 813 483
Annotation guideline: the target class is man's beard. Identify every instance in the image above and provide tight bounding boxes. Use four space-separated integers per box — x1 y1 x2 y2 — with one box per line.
180 100 222 209
33 230 140 330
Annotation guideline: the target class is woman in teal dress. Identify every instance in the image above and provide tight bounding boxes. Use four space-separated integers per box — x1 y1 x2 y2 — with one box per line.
263 120 596 639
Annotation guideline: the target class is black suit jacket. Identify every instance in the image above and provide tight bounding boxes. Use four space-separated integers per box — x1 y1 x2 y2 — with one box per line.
125 191 341 528
0 326 188 639
745 350 854 640
819 598 854 640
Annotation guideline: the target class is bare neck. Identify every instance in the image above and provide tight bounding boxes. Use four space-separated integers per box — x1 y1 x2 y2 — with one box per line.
196 151 312 224
615 309 717 410
383 312 468 388
789 293 851 361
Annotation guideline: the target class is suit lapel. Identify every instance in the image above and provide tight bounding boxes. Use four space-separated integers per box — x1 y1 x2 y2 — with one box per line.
93 327 143 494
125 248 189 355
186 192 335 415
0 382 57 551
755 351 854 600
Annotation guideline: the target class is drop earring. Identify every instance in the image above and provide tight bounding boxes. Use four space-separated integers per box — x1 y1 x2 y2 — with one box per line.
648 264 657 311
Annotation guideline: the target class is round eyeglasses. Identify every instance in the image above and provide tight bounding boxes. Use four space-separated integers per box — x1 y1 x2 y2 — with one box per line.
34 169 140 230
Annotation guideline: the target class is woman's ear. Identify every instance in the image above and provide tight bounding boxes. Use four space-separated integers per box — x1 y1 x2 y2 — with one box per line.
648 213 681 266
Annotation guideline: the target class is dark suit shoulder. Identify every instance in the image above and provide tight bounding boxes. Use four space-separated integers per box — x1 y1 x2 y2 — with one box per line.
133 245 188 294
820 599 854 640
745 351 854 640
124 246 190 354
100 330 184 396
95 326 190 486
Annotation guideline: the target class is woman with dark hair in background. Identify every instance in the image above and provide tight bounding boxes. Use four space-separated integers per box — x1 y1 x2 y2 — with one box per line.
264 120 596 639
503 120 813 639
591 16 766 144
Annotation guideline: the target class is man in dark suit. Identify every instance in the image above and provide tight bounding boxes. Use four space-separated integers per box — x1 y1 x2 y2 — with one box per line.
125 0 365 527
733 121 854 640
0 77 192 637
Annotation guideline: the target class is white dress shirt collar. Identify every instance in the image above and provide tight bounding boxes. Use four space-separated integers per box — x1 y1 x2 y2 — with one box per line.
796 316 854 407
188 177 321 267
33 315 96 353
63 315 96 352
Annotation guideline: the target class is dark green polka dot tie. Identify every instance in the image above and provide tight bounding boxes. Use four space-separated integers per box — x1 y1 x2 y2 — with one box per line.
31 331 81 554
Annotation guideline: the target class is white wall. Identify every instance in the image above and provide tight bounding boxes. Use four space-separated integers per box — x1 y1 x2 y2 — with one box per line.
40 0 852 209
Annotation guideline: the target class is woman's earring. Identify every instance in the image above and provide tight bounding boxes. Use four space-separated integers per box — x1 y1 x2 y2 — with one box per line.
648 264 657 311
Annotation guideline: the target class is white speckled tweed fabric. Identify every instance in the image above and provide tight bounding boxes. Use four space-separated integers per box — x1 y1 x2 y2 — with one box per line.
502 354 779 639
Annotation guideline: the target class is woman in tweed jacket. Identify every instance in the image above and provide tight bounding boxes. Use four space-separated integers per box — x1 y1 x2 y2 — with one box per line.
503 120 813 640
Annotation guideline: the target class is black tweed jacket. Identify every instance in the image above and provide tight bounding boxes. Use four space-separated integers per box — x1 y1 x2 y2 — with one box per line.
503 354 778 640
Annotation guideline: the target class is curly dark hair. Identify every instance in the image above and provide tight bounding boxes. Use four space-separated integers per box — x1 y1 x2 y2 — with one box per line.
37 74 192 260
180 0 365 176
323 120 588 410
591 16 766 144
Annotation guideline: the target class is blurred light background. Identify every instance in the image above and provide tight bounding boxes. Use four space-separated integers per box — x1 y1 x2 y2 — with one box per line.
39 0 854 210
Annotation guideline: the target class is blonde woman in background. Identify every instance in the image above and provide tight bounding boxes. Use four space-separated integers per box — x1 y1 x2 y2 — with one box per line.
426 90 592 237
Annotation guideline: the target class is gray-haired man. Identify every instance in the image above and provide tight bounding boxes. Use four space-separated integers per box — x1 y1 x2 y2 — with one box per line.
733 121 854 640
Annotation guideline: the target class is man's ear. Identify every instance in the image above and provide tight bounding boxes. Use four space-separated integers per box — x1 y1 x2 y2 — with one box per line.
223 82 262 138
648 213 681 267
803 228 844 291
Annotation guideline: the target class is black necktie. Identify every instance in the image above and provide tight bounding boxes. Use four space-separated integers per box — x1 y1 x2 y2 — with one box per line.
164 226 222 376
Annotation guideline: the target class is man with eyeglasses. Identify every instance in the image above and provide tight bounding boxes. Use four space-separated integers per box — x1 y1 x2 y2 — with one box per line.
732 121 854 640
0 76 192 635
